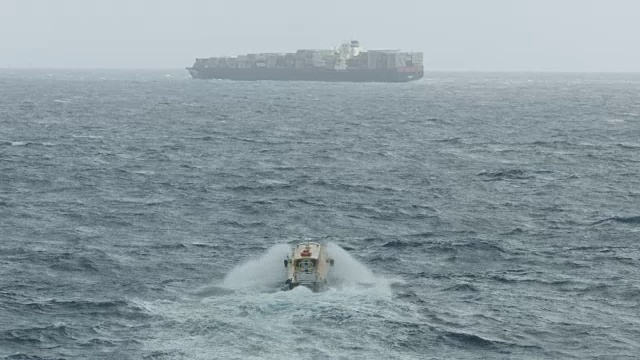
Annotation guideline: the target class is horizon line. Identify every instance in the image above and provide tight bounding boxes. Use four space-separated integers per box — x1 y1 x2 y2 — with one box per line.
2 67 640 74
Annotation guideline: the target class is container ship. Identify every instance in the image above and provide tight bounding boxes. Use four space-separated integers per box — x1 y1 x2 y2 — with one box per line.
186 40 423 83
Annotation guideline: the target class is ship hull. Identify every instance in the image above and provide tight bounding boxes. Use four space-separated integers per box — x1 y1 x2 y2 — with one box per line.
186 67 423 83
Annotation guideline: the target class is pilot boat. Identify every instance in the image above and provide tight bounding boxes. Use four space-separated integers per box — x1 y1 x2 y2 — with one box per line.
284 242 334 291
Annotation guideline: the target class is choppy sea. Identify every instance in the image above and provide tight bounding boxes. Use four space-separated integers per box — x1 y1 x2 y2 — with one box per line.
1 69 639 359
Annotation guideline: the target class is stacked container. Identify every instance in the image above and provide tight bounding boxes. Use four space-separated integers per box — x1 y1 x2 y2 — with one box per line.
284 53 296 69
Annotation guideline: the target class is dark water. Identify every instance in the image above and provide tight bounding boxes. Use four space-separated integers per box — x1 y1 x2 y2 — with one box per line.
1 69 639 359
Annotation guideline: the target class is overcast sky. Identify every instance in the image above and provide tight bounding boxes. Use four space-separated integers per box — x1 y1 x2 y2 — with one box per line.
1 0 639 71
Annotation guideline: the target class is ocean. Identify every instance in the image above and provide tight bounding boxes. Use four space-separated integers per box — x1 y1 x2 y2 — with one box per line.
1 69 639 359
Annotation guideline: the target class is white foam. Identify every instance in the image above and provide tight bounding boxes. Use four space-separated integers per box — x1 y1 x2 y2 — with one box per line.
140 243 417 359
325 242 377 285
71 135 103 139
221 243 290 291
329 242 402 296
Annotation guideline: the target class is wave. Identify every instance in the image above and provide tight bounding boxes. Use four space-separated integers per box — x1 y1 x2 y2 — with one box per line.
502 228 526 235
217 220 266 228
476 169 534 181
617 143 640 149
49 256 100 272
443 283 480 292
3 354 62 359
439 330 544 353
591 215 640 225
434 137 464 144
440 240 507 254
529 139 575 147
289 198 327 207
441 331 500 348
488 275 575 287
26 298 125 310
153 243 189 250
227 182 293 191
381 240 424 248
406 232 437 239
16 298 152 325
1 324 73 345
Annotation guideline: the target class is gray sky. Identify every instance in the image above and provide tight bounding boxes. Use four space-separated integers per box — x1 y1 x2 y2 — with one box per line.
1 0 639 71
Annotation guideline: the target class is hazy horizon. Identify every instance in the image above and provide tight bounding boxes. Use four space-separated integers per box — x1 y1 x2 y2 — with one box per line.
2 0 639 72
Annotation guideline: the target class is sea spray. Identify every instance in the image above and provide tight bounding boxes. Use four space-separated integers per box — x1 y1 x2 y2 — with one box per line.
326 242 399 295
326 242 376 284
221 242 393 294
221 243 291 291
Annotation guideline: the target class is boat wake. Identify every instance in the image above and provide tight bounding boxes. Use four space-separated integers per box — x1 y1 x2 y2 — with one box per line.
140 244 414 359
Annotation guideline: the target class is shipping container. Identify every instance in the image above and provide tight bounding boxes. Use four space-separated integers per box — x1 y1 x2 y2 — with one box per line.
285 53 296 68
411 52 423 65
266 57 276 69
206 57 219 68
324 58 336 69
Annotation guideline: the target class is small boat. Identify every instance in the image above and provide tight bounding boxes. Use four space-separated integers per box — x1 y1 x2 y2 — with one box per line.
284 242 334 291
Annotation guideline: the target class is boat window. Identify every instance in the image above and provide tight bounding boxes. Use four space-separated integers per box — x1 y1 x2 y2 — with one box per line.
295 259 316 272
